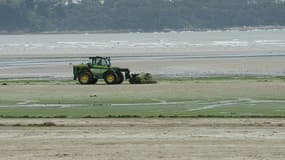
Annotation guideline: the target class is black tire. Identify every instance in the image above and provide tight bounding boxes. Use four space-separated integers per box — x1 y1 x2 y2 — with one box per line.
89 78 98 84
78 72 93 85
93 78 98 84
104 71 117 84
115 72 124 84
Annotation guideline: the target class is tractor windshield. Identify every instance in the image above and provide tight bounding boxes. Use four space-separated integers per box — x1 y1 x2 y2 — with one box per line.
100 59 108 66
90 57 111 66
106 58 111 66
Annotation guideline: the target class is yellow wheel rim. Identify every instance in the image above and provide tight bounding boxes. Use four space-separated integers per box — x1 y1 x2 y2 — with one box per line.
80 74 89 84
106 74 115 83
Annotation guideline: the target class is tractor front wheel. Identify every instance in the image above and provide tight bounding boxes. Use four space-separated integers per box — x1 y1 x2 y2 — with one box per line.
104 72 117 84
79 72 93 85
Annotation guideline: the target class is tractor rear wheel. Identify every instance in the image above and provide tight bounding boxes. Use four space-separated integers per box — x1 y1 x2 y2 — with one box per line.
79 72 93 85
104 72 117 84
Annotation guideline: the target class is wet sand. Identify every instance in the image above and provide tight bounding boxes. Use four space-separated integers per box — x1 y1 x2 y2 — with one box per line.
1 54 285 79
1 30 285 79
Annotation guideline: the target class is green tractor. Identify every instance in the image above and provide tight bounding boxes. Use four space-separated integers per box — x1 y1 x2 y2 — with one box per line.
73 56 130 84
73 56 155 85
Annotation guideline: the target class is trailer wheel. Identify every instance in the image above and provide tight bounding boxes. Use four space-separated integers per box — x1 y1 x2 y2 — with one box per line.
79 72 93 85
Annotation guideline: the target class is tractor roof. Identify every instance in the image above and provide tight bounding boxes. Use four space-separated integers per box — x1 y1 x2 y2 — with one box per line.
89 56 110 59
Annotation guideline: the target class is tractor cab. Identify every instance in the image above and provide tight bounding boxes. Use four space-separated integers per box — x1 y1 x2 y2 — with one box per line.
89 56 111 67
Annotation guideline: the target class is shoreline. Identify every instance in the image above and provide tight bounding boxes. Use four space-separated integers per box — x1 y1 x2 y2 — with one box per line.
1 75 285 82
1 26 285 35
1 53 285 80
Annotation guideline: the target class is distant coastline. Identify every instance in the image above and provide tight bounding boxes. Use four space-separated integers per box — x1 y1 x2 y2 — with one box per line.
1 25 285 35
